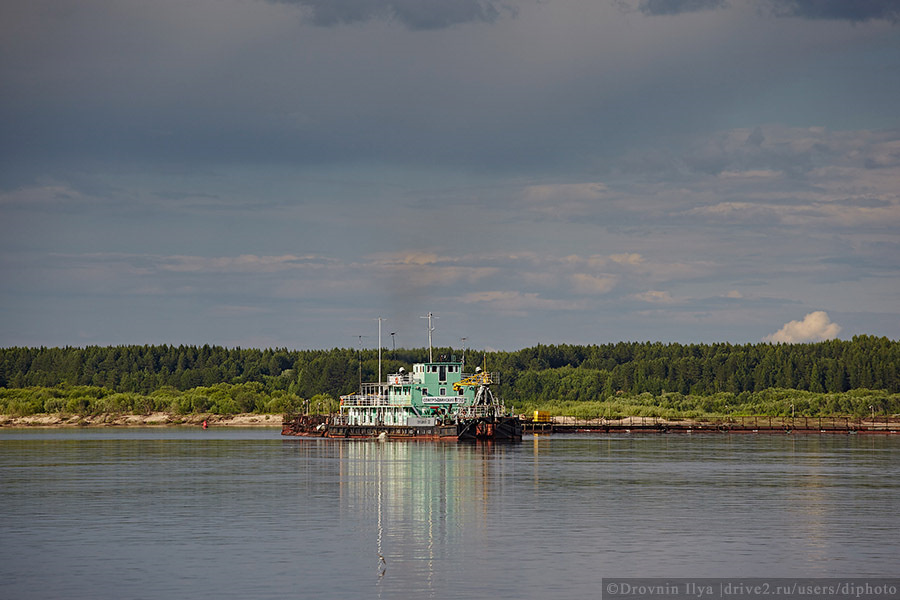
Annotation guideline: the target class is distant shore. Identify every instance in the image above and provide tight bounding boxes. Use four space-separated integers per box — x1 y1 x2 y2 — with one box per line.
0 412 283 428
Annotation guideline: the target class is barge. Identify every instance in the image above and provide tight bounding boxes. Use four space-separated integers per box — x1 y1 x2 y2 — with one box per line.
283 316 521 441
282 358 522 441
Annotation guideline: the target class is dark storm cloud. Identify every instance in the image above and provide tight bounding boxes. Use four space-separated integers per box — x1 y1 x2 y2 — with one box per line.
271 0 512 29
631 0 727 17
627 0 900 22
765 0 900 23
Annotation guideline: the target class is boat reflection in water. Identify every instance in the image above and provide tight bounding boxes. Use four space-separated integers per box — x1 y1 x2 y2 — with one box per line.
335 440 516 596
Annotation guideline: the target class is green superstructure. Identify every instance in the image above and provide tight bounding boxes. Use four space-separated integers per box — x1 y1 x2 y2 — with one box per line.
340 357 502 427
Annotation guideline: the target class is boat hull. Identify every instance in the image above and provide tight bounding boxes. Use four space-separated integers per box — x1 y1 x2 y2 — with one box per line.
282 414 522 442
457 416 523 441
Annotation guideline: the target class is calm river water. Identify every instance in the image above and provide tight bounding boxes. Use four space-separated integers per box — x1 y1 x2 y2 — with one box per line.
1 429 897 599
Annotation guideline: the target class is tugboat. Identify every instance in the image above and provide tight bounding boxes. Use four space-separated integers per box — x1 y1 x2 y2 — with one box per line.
282 314 522 441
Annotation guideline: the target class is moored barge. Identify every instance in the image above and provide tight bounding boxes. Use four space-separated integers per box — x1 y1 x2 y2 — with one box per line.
282 319 522 441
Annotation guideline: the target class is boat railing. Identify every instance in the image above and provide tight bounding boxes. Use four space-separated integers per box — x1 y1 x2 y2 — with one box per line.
341 394 384 407
340 393 413 407
456 405 505 419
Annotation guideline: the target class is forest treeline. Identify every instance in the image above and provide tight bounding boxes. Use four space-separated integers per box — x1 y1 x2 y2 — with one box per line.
1 336 898 417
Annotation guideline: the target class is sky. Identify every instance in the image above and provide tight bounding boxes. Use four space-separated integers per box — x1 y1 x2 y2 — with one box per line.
1 0 899 351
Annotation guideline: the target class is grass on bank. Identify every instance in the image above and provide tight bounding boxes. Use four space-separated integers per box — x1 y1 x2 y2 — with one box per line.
0 383 337 418
510 388 900 419
1 384 898 420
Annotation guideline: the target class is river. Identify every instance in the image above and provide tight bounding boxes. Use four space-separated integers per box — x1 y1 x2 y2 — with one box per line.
1 429 897 599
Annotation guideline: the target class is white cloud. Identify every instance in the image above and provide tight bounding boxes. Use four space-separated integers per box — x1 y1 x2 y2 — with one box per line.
609 253 645 266
518 182 609 218
458 290 582 314
571 273 618 294
684 201 782 224
372 252 442 266
686 198 900 228
370 252 499 287
717 169 782 179
634 290 674 303
159 254 328 273
522 182 608 201
763 311 841 343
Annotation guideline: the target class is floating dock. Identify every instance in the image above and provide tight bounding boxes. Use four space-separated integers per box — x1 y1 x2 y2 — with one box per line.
522 415 899 434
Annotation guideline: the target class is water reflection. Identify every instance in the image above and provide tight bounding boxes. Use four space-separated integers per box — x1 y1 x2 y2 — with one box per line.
334 442 504 596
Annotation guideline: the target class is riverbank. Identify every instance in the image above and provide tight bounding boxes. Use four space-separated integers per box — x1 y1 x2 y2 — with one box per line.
0 412 283 428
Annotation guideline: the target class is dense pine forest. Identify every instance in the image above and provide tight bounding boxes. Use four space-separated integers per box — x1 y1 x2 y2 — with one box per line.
1 336 898 418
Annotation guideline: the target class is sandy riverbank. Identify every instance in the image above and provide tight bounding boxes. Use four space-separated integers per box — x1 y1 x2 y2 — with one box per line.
0 412 284 428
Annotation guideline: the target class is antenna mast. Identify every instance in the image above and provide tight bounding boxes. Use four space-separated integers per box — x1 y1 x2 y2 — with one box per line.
420 312 436 362
355 334 369 390
375 316 387 386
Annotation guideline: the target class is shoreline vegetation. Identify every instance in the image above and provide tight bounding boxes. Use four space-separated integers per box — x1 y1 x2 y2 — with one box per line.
1 338 898 424
0 385 897 427
0 412 282 428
